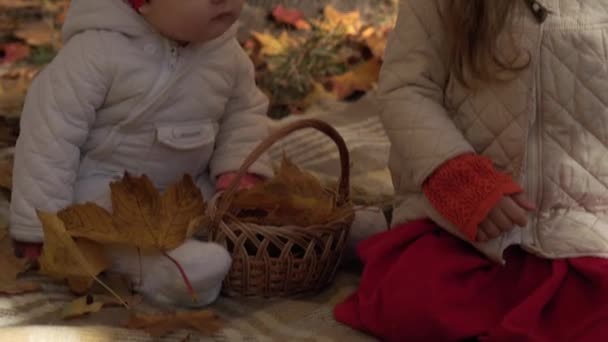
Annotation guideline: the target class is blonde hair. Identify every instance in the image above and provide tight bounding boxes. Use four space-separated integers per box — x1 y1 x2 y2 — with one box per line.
444 0 528 87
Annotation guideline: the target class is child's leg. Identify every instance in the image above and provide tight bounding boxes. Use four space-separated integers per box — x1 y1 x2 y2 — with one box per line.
106 240 231 308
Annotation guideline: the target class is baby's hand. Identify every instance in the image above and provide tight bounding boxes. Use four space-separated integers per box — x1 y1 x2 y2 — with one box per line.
13 241 43 264
215 172 263 192
477 193 536 242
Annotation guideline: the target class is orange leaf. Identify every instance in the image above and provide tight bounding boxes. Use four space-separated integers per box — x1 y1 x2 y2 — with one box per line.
329 58 382 100
125 310 223 337
271 5 311 31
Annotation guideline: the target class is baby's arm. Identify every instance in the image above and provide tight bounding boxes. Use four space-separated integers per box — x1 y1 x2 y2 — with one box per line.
209 44 273 185
10 31 112 243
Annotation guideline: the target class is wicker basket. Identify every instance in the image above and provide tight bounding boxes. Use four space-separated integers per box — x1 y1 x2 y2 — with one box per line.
208 119 354 297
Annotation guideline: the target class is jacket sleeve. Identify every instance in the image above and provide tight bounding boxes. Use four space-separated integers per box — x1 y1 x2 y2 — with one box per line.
379 0 473 191
9 31 112 242
209 42 273 180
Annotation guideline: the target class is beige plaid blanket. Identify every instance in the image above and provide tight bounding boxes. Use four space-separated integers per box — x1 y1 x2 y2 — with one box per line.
0 271 374 341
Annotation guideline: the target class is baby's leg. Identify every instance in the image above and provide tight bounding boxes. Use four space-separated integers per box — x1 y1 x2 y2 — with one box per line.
106 240 231 308
344 207 388 261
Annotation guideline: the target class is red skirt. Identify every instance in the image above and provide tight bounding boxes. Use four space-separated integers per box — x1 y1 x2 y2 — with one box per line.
335 220 608 341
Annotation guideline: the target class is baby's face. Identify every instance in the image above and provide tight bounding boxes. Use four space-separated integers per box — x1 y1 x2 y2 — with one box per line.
139 0 244 43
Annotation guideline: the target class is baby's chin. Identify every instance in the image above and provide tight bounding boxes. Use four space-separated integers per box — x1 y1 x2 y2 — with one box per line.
171 23 234 44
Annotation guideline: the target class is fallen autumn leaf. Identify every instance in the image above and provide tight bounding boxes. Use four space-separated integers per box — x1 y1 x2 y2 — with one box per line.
125 310 223 337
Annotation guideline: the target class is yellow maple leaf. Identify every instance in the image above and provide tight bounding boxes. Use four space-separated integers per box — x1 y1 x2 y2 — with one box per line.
60 173 206 252
37 211 110 294
359 26 390 59
319 5 362 35
330 58 382 100
251 31 290 56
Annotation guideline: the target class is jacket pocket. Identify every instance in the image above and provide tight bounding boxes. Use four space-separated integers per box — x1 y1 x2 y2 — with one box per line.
156 122 216 150
152 121 218 185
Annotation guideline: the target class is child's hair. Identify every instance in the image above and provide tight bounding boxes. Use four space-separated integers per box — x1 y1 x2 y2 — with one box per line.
444 0 528 87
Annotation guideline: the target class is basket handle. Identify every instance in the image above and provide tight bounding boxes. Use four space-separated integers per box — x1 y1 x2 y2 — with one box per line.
212 119 351 226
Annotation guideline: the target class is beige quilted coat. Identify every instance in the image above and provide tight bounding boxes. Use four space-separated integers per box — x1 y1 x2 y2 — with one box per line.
381 0 608 262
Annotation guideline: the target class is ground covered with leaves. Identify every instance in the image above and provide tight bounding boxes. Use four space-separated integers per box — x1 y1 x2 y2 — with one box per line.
0 0 395 338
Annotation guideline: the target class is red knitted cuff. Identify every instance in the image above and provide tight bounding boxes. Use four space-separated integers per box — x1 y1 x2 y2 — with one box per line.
423 154 523 241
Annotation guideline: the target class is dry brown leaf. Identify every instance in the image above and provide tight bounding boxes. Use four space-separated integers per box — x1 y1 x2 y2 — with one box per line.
329 58 381 99
0 68 32 116
61 295 104 320
37 211 111 293
0 154 13 190
61 293 141 320
125 310 223 337
0 235 41 295
49 174 204 300
230 157 349 227
60 173 205 251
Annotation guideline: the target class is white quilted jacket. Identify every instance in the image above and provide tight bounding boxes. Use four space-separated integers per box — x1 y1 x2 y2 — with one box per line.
10 0 272 242
382 0 608 261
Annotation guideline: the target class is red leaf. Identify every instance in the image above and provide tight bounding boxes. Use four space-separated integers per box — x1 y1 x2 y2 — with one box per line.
1 43 31 65
271 5 311 30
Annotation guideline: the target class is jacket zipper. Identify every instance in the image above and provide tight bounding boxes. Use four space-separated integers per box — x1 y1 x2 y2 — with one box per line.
133 40 180 175
88 40 182 165
524 0 548 249
524 0 549 24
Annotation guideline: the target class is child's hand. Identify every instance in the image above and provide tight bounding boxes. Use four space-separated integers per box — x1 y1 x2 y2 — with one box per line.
477 193 536 242
215 172 263 192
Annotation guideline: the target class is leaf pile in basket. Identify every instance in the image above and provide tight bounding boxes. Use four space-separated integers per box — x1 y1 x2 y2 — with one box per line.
228 157 352 227
36 173 206 300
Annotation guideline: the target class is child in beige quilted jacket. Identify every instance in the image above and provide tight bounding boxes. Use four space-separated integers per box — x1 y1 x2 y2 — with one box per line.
11 0 271 307
335 0 608 340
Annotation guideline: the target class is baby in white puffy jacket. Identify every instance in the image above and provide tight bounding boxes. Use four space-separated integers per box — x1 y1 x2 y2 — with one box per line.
10 0 273 307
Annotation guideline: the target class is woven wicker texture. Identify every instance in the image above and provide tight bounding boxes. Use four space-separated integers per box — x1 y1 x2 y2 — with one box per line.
209 119 354 297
